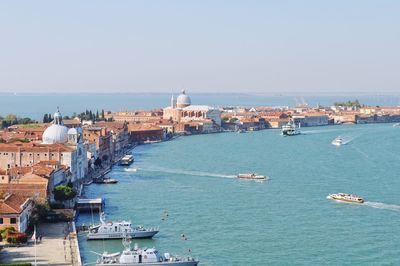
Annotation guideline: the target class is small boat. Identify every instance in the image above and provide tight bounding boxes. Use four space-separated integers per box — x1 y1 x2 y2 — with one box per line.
393 123 400 127
93 177 118 184
120 155 134 166
331 136 344 146
237 173 268 181
95 238 199 266
87 213 159 240
143 139 162 144
281 121 301 136
327 193 364 204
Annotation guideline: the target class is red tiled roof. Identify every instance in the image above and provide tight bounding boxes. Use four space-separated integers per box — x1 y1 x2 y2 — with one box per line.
0 183 48 200
128 124 163 132
0 194 30 214
0 142 74 152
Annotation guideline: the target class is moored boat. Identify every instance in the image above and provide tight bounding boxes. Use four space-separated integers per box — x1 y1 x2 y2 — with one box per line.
87 213 159 240
327 193 364 204
237 173 268 181
95 239 199 266
120 155 134 166
93 177 118 184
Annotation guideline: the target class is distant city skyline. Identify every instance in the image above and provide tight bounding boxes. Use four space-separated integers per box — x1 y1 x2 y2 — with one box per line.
1 1 399 94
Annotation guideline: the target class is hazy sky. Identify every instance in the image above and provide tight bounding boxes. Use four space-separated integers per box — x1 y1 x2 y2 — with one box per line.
0 1 399 94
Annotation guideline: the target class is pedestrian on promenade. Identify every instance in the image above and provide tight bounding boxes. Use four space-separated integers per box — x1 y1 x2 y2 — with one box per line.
39 234 42 242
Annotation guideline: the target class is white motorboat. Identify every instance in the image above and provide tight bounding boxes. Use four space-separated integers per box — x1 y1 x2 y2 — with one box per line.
95 239 199 266
87 213 159 240
237 173 268 181
331 136 344 146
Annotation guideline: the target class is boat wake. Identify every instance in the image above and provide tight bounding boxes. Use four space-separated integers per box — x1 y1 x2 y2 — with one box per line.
124 168 138 172
363 201 400 212
143 167 236 179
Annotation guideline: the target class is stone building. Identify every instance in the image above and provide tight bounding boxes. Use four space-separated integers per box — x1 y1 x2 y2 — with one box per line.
163 90 222 132
0 109 87 182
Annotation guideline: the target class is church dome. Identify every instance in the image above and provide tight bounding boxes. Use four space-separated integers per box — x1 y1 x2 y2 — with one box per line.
42 109 68 144
176 90 191 108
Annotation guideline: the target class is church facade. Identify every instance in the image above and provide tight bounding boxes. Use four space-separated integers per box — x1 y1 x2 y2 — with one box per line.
163 90 222 127
0 109 87 182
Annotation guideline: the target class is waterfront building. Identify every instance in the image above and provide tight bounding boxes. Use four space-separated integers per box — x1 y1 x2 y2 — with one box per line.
292 113 329 127
152 119 176 134
94 121 130 158
163 90 222 132
83 126 113 164
128 123 165 143
104 110 163 123
175 120 216 134
0 193 34 233
331 112 358 124
238 117 267 130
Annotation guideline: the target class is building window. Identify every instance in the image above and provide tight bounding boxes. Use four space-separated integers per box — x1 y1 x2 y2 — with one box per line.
0 218 3 224
10 218 17 224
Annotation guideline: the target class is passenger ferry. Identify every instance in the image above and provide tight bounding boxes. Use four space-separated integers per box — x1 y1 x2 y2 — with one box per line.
120 155 134 166
87 213 159 240
237 173 268 181
281 121 301 136
95 239 199 266
327 193 364 204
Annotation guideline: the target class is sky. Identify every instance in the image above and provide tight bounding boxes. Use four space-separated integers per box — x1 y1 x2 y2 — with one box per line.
0 0 399 95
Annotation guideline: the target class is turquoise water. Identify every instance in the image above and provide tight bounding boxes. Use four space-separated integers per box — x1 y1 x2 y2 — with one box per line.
78 124 400 265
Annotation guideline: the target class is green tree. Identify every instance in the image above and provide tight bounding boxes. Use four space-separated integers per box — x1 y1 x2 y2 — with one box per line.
5 114 17 122
54 185 76 202
0 226 15 239
43 114 49 123
30 202 50 224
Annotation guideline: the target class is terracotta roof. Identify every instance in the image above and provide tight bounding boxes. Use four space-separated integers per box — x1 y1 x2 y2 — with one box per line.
95 121 127 130
0 194 30 214
8 167 32 177
63 119 81 125
36 160 58 165
18 173 48 185
0 183 48 200
128 124 163 132
0 142 75 153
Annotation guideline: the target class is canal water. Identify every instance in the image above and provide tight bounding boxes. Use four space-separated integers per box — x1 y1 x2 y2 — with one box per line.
78 123 400 265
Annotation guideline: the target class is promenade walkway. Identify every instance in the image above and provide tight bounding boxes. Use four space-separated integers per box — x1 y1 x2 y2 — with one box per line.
0 222 80 265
